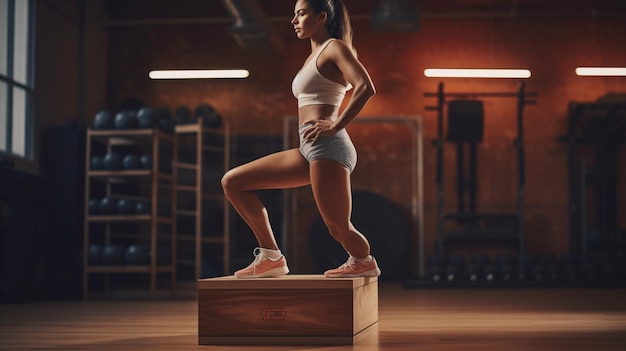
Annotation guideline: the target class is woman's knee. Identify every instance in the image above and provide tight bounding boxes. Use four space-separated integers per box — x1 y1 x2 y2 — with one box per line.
221 168 241 195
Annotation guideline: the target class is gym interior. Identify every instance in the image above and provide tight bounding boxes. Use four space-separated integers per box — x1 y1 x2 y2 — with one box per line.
1 0 625 350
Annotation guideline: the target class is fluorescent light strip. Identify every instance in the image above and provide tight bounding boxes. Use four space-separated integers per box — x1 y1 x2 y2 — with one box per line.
575 67 626 77
149 69 249 79
424 68 531 79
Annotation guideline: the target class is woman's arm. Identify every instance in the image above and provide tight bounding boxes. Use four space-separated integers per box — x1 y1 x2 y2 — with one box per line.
328 40 376 131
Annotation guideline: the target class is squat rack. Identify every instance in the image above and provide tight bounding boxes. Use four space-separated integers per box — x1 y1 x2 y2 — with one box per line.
424 82 537 256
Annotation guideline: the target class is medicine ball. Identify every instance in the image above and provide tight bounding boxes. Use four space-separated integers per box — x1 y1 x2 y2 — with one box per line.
122 154 140 169
135 201 151 214
102 152 122 169
139 154 153 169
174 105 191 124
93 110 114 130
99 197 117 215
195 103 215 119
88 245 103 265
125 244 150 265
88 199 100 215
90 156 103 170
309 190 411 279
114 110 138 129
102 245 125 265
202 113 222 129
137 107 157 128
117 199 135 215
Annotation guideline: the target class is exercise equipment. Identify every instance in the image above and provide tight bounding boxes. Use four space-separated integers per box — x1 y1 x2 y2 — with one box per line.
137 107 157 128
195 103 215 118
99 198 117 215
309 190 411 279
195 103 222 128
87 244 103 265
93 110 114 129
427 255 446 282
496 254 515 281
424 82 537 256
88 199 100 215
90 156 103 170
558 97 626 257
102 245 125 265
139 154 153 169
114 110 138 129
175 105 192 124
467 254 490 282
444 255 465 282
135 201 150 214
202 112 223 129
116 198 135 215
102 152 122 169
125 244 150 265
122 154 140 169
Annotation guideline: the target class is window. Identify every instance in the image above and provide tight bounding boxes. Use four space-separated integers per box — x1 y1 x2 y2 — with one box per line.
0 0 35 159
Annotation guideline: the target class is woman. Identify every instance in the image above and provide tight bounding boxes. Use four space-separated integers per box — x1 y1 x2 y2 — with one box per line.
221 0 380 279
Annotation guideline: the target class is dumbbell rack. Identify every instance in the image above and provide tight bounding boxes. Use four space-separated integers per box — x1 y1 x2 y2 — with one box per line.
82 128 176 298
173 119 231 280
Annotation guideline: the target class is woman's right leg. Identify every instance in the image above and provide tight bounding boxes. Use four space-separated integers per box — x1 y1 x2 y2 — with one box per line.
221 148 310 250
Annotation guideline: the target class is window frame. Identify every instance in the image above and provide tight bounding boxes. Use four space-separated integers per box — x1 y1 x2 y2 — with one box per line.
0 0 35 160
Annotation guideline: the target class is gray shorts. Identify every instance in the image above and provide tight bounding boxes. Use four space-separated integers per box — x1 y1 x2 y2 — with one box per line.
298 123 357 173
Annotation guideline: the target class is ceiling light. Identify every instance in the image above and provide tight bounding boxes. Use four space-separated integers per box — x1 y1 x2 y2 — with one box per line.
149 69 249 79
575 67 626 77
424 69 531 79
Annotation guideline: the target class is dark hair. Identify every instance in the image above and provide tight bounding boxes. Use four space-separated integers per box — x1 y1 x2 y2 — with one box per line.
304 0 353 49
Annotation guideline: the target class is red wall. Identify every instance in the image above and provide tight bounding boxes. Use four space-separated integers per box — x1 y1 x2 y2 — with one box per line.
105 12 626 270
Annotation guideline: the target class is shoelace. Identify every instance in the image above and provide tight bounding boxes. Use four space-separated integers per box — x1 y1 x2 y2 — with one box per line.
251 247 264 276
339 256 358 270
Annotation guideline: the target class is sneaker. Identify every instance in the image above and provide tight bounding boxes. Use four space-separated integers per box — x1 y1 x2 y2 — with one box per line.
234 247 289 279
324 255 382 278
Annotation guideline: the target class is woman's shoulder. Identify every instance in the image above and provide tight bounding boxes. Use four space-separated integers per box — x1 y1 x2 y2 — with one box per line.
325 38 354 57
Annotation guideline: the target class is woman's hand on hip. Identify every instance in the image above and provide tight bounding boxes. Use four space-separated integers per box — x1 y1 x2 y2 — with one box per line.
302 119 338 145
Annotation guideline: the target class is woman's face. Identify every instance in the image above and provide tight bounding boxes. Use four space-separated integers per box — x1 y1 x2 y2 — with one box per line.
291 0 325 39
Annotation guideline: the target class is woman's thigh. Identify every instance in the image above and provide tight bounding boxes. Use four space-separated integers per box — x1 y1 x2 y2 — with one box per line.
222 148 311 191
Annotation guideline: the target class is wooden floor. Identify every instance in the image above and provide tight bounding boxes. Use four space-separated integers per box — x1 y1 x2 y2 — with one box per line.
1 282 626 351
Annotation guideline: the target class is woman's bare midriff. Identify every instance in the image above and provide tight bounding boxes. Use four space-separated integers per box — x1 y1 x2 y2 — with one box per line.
298 104 340 126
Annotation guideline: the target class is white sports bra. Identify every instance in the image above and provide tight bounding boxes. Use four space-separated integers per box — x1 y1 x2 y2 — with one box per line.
291 39 351 108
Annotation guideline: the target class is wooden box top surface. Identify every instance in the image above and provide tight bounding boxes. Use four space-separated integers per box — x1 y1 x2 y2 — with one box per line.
197 274 377 290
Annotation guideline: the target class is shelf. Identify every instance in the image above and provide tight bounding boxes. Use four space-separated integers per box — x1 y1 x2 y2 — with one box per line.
176 210 197 216
176 185 199 192
178 234 225 244
88 215 151 222
86 265 175 274
88 170 174 182
87 215 174 224
175 124 226 135
89 128 174 143
84 126 177 298
173 162 198 170
203 145 225 152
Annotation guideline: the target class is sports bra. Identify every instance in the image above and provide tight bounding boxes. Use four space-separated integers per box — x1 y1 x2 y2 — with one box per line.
291 39 351 108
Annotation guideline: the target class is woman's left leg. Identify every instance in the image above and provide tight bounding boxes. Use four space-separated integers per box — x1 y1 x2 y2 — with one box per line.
309 159 369 257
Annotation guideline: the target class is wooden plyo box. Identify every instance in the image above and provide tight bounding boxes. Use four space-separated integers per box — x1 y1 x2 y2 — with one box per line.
197 274 378 345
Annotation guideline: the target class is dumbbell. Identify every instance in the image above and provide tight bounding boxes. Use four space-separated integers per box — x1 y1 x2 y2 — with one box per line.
467 254 490 282
445 255 466 282
427 254 447 282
